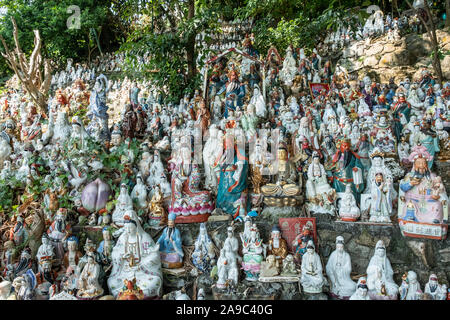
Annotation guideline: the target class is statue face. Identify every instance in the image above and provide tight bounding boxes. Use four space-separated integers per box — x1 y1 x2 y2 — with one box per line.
272 231 280 239
336 243 344 251
376 248 385 258
103 230 111 240
359 288 368 297
414 157 428 174
126 222 137 234
68 241 77 251
373 157 382 167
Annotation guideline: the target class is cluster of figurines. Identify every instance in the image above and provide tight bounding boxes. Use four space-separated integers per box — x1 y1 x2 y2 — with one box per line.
320 3 432 55
0 17 448 300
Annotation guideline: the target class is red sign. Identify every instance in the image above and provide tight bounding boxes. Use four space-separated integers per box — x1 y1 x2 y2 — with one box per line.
309 83 330 99
279 217 317 253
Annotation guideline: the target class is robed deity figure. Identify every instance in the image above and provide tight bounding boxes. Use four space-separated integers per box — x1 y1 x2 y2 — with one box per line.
398 145 448 225
327 139 365 203
214 131 249 220
107 212 163 299
220 69 246 118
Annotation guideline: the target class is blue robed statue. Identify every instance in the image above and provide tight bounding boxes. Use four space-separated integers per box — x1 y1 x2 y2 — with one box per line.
217 69 246 118
214 131 249 220
156 213 184 269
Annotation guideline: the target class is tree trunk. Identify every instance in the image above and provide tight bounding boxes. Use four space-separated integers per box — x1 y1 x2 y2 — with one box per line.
446 0 450 27
186 0 196 84
405 0 443 85
0 17 51 115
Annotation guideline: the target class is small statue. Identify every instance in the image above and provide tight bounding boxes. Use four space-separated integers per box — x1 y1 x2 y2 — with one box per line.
156 213 184 269
424 274 447 300
148 185 167 225
366 240 398 298
398 145 448 228
76 253 104 299
259 255 279 278
338 184 361 222
326 236 357 299
63 235 82 272
97 226 115 270
267 225 288 271
241 224 263 281
349 277 371 300
281 254 298 276
9 215 29 247
369 172 393 223
191 223 216 273
108 211 163 299
300 240 325 294
306 152 336 215
112 183 134 227
401 271 422 300
0 281 12 300
131 173 148 210
117 278 145 300
46 208 71 267
10 270 36 300
216 240 240 289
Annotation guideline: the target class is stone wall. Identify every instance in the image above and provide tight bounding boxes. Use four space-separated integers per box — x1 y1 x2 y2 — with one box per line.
335 28 450 83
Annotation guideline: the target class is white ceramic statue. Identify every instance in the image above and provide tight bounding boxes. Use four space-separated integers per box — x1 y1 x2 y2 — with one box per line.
326 236 357 299
366 240 398 299
300 240 325 294
107 211 162 298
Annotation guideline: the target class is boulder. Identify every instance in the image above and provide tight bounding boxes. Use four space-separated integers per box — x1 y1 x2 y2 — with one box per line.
382 43 396 54
365 43 384 56
363 55 379 68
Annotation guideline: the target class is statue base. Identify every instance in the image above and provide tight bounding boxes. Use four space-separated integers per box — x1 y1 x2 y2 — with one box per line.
263 195 303 207
76 291 104 300
259 276 300 283
398 219 448 240
175 213 211 224
328 292 350 300
368 291 398 300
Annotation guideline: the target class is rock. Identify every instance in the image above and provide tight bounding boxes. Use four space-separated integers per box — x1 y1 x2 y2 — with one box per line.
378 53 396 67
366 44 384 56
354 230 390 248
303 292 328 300
406 240 435 268
317 229 352 243
442 55 450 80
382 43 396 54
342 47 355 59
363 55 379 68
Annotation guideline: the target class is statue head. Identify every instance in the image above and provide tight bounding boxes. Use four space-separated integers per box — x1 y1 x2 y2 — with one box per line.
306 240 315 254
102 226 112 241
124 217 138 235
227 226 233 238
335 236 344 252
375 240 386 257
67 235 78 252
168 212 176 228
356 277 368 297
407 270 418 284
428 274 438 286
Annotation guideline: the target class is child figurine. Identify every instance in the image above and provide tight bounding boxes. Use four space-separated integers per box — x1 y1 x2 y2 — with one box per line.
403 201 417 221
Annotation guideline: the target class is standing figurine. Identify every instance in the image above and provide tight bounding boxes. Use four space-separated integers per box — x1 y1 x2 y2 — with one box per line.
241 224 263 281
191 223 215 273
